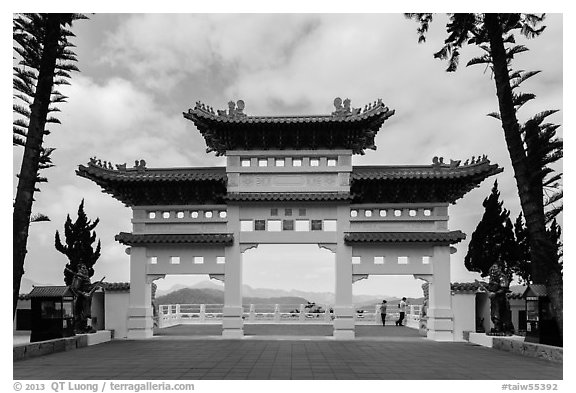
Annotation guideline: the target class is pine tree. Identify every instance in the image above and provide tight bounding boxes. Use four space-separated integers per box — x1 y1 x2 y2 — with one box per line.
465 181 516 280
55 200 101 285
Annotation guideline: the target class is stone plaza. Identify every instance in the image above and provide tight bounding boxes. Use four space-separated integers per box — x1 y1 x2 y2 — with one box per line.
13 325 562 380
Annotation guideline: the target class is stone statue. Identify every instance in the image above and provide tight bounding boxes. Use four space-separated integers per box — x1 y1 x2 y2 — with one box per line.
66 264 104 334
236 100 246 116
485 263 514 335
332 97 352 116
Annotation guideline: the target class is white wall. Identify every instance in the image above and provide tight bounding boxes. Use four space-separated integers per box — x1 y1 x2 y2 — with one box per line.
452 293 476 341
105 291 130 339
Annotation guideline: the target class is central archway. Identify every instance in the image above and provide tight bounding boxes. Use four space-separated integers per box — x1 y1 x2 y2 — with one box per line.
241 244 335 336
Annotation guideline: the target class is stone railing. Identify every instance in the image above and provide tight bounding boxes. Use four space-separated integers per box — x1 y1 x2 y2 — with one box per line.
158 303 333 328
158 303 421 328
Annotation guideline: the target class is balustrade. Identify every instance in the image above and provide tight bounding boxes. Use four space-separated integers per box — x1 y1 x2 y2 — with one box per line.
158 303 421 328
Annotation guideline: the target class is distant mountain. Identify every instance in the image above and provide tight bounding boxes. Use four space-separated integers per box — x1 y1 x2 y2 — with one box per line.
155 286 309 307
155 280 422 307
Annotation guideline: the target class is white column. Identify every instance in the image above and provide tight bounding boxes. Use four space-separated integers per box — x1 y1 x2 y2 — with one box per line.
299 304 305 321
274 304 280 322
222 204 252 338
223 241 244 338
427 245 454 341
127 246 154 339
333 205 355 339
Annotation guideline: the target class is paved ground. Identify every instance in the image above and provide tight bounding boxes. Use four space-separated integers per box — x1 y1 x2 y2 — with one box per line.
14 325 562 380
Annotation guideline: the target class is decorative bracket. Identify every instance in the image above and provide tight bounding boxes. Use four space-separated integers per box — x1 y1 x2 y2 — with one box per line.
240 243 259 253
318 243 337 253
146 274 166 284
352 274 368 283
209 274 225 283
413 274 433 283
125 247 131 255
450 246 457 255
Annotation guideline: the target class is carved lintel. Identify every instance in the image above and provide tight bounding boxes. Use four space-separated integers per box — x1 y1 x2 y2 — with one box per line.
240 243 259 253
209 274 225 283
352 274 368 283
413 274 433 283
318 243 337 253
146 274 165 284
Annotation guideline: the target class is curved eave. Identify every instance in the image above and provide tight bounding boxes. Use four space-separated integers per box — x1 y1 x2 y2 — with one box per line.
350 162 503 204
226 192 353 202
344 231 466 245
351 162 503 181
76 164 227 206
76 164 227 183
115 232 234 246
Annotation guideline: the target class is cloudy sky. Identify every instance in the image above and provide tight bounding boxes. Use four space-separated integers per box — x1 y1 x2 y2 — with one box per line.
12 13 562 299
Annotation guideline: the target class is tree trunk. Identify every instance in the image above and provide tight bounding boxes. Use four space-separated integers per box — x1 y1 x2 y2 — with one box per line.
13 16 61 318
484 13 562 339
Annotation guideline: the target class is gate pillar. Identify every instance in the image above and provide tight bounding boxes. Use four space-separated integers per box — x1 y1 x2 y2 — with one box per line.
127 246 154 339
427 246 454 341
222 242 251 338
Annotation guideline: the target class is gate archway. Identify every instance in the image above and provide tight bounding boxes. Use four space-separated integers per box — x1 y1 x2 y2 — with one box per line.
77 97 502 341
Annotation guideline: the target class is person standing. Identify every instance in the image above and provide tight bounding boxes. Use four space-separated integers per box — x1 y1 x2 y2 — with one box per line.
396 297 407 326
379 300 387 326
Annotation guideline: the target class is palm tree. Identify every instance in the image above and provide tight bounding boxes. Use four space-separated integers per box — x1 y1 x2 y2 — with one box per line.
13 14 87 318
406 13 563 339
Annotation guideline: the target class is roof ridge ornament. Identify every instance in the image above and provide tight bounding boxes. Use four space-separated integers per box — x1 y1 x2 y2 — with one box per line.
332 97 384 117
133 159 147 171
212 99 247 118
88 156 118 171
433 155 491 169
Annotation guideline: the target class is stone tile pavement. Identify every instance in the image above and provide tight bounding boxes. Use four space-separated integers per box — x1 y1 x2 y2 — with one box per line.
13 325 562 380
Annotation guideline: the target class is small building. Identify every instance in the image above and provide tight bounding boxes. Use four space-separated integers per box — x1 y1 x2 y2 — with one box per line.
16 282 133 341
523 284 562 347
29 286 75 343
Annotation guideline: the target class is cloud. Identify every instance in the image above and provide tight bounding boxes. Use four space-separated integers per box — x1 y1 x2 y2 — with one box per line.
100 14 322 93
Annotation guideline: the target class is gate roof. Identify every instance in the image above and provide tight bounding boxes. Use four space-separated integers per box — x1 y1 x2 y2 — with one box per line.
77 157 501 206
184 98 394 155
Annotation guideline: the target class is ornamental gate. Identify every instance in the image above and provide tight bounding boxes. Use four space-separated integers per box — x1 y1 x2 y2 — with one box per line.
78 97 501 341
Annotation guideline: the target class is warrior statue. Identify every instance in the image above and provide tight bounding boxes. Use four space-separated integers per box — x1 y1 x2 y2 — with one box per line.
66 263 104 334
486 263 514 335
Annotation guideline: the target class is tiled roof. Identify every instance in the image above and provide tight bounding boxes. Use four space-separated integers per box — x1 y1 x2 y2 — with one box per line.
76 162 227 206
344 231 466 245
184 99 395 155
186 99 392 125
77 158 501 205
28 286 74 298
523 284 548 298
451 282 527 298
451 282 487 293
77 164 226 183
102 282 130 292
115 232 234 246
352 160 502 181
226 192 352 202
